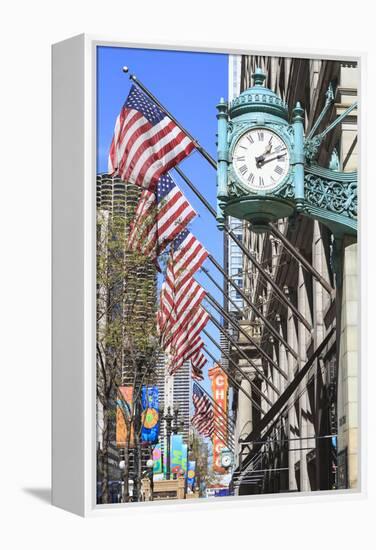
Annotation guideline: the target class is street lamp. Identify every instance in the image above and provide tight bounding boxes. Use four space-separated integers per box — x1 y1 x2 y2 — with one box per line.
143 458 154 500
161 404 184 480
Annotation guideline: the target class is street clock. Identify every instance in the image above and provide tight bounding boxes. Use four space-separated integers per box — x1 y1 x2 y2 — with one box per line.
231 127 291 193
216 68 357 239
220 447 233 469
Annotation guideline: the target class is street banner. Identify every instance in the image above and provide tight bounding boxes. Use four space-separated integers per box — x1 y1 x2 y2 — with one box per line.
171 434 183 476
141 386 160 444
209 364 228 473
116 386 133 448
182 443 188 478
153 444 162 474
187 460 196 490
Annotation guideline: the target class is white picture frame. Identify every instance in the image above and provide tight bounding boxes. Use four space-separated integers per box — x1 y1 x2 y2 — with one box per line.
52 34 365 517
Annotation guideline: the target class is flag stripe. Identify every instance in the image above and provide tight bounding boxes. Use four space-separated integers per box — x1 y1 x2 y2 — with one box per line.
118 116 170 178
126 121 182 182
167 308 209 374
141 136 194 185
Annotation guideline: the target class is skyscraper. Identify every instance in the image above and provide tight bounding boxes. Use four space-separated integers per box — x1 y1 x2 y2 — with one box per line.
156 353 191 450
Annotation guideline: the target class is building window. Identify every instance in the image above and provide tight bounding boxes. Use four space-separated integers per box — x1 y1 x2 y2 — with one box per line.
231 255 242 267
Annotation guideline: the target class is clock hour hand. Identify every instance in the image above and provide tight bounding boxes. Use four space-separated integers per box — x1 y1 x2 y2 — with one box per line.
262 141 272 156
255 142 273 165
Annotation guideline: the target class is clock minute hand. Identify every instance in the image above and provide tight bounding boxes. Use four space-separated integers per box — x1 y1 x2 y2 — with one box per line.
260 152 287 166
256 148 287 166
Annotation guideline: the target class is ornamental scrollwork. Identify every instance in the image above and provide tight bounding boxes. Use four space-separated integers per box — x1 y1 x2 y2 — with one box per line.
304 135 322 163
227 178 248 198
274 181 295 200
304 174 357 219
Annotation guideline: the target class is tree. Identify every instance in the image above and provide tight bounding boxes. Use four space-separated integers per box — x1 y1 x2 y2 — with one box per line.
96 177 159 503
187 429 211 495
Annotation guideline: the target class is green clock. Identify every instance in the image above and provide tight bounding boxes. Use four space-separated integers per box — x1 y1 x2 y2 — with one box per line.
232 127 290 193
220 448 233 469
216 67 357 236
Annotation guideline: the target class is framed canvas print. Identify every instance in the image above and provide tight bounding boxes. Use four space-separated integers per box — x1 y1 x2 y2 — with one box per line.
52 35 363 516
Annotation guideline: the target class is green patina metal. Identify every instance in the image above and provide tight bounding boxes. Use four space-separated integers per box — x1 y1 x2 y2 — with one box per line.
216 68 357 238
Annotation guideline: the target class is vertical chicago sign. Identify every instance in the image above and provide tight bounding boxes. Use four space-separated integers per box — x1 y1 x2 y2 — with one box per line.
209 364 229 474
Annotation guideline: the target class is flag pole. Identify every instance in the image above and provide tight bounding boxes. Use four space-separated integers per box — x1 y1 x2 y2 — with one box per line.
201 266 280 370
212 422 234 451
174 166 312 333
122 67 217 169
207 254 298 359
194 381 236 430
203 321 273 408
204 308 279 401
202 343 266 415
211 423 233 450
205 290 284 377
205 293 284 391
205 294 285 386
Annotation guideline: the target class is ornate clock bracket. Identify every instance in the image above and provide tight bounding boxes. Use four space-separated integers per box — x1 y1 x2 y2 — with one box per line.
301 91 357 287
216 69 358 285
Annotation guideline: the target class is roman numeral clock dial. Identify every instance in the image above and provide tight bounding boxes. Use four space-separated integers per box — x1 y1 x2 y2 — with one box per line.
233 129 290 192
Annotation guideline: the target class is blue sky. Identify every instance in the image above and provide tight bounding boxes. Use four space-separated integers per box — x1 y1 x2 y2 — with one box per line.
97 46 229 392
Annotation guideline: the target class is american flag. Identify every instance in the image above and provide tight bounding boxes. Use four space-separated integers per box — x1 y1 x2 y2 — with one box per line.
108 85 195 190
128 173 196 258
167 307 209 375
157 230 208 345
169 229 208 289
158 266 206 348
191 383 214 438
191 349 207 381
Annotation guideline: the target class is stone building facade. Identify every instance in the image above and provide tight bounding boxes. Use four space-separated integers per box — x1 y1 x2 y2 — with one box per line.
227 56 358 494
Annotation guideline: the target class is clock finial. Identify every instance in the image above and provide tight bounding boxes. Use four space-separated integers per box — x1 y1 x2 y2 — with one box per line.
252 67 266 87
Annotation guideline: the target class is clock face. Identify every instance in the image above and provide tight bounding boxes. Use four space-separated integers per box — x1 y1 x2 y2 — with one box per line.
221 454 232 468
232 128 290 192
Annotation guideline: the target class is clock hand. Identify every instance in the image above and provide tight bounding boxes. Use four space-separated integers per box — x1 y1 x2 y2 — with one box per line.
258 152 287 166
255 143 273 165
262 142 272 156
256 147 287 166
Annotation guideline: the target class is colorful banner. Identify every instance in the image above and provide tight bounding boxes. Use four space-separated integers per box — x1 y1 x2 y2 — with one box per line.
181 443 188 478
141 386 160 444
209 364 228 473
171 434 183 476
152 444 162 474
187 460 196 490
116 386 133 448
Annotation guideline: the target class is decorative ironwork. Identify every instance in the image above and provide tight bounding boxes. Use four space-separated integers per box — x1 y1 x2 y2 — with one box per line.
306 83 334 140
304 101 358 164
304 174 357 220
304 134 322 163
274 180 295 200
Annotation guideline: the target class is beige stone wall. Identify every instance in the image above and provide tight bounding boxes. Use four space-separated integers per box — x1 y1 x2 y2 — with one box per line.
337 242 358 488
337 66 358 172
231 57 358 492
